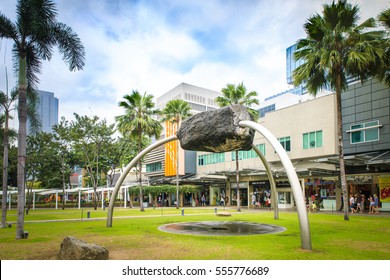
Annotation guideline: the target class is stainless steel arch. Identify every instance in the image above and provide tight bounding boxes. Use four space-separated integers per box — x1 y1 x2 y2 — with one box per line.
106 123 311 251
106 135 178 227
251 144 279 220
241 121 312 250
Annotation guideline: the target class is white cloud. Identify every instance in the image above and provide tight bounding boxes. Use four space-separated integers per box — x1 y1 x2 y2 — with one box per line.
0 0 388 126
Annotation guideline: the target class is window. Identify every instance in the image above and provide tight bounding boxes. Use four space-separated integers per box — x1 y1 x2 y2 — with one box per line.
259 104 275 117
188 102 206 112
278 136 291 152
231 144 266 160
198 153 225 166
146 162 162 172
303 130 322 149
348 121 380 144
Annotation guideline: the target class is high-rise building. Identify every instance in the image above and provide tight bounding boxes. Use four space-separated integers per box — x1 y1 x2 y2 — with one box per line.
259 44 331 117
145 83 221 185
27 90 59 134
286 44 304 86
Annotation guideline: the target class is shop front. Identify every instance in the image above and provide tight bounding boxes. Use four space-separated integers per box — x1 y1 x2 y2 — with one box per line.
305 178 336 211
230 182 248 207
249 181 271 208
347 175 390 212
347 175 373 197
186 185 210 206
276 181 294 209
209 183 227 206
379 176 390 211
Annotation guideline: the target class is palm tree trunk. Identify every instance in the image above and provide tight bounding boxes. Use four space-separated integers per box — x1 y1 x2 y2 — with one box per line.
62 162 66 210
235 151 241 212
16 56 27 239
1 113 9 228
336 73 349 221
139 160 144 211
89 167 97 210
138 132 144 212
176 122 179 209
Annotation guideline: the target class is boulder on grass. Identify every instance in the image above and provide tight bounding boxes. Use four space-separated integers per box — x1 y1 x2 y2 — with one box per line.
59 236 109 260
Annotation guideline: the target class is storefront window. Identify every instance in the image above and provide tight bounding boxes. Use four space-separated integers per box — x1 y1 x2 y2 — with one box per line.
305 179 335 200
231 183 248 206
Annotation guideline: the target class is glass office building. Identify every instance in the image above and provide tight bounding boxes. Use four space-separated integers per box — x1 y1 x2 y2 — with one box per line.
286 44 304 85
27 90 59 134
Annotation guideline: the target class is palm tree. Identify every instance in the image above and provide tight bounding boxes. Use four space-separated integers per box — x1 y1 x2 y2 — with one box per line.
215 82 259 211
0 85 17 228
116 91 162 212
160 99 192 209
377 8 390 86
0 0 85 238
293 0 386 221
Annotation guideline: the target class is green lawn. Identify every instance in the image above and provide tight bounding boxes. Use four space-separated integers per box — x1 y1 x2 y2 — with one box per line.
0 207 389 260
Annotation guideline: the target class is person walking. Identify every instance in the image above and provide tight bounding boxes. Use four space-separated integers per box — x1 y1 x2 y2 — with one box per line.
201 194 206 206
251 193 256 207
339 194 344 211
356 192 363 213
373 194 379 214
349 194 356 213
360 194 365 213
220 195 225 207
369 195 374 213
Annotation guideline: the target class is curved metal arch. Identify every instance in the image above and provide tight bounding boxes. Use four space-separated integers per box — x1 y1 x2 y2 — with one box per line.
106 122 311 251
240 121 311 250
106 135 178 227
251 144 279 220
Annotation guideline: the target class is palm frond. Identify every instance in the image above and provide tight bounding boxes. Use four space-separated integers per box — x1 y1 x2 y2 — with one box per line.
160 99 192 123
378 8 390 29
293 0 387 94
52 22 85 71
0 13 18 41
116 91 162 139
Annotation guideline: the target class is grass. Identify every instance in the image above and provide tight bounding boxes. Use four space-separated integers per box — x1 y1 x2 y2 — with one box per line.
0 207 389 260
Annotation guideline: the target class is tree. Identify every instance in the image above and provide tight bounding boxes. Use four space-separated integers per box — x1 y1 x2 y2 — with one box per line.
215 82 259 211
53 117 77 210
69 114 115 210
26 132 62 211
115 134 150 208
116 91 162 212
0 0 85 238
377 8 390 86
101 140 121 189
293 0 386 221
160 99 192 209
0 83 17 228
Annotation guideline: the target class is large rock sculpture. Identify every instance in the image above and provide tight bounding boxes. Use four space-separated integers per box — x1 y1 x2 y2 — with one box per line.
58 236 109 260
176 104 254 152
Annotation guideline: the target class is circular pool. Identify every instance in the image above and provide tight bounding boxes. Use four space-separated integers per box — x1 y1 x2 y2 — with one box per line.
158 221 286 236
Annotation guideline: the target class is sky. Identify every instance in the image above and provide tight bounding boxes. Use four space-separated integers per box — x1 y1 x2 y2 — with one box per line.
0 0 388 127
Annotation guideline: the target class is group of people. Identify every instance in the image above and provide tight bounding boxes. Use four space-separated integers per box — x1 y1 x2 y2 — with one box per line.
305 197 319 212
251 193 271 208
368 194 380 214
348 192 379 214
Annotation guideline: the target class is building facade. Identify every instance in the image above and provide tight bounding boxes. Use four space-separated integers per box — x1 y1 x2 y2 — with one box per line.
196 93 339 209
137 48 390 211
341 79 390 210
144 83 220 190
27 90 59 134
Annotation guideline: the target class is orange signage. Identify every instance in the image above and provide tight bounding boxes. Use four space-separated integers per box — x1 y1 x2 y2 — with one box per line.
165 121 177 176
